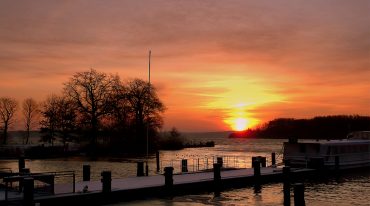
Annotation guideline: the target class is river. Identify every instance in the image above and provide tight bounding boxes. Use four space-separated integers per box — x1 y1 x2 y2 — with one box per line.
1 135 369 205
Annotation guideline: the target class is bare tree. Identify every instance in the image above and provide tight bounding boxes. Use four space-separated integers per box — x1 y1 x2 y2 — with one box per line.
22 98 39 144
64 69 116 145
109 75 131 131
40 95 77 147
55 96 77 147
40 95 59 146
0 97 18 144
126 79 165 149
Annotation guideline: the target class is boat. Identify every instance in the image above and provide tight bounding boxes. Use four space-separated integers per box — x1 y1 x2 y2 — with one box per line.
283 131 370 170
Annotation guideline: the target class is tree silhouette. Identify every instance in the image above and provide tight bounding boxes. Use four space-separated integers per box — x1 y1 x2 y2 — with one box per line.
126 79 165 151
64 69 116 147
40 95 59 145
40 95 77 147
230 115 370 139
22 98 39 144
0 97 18 144
55 96 77 148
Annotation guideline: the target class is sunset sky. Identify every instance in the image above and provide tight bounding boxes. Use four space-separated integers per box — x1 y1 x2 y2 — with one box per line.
0 0 369 132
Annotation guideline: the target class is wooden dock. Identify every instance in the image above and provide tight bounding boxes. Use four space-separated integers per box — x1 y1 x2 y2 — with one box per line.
0 167 316 206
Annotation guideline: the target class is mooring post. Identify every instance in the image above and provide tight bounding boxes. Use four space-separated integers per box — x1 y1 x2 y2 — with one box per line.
283 166 291 206
261 157 267 167
145 162 149 176
252 156 256 168
101 171 111 193
23 177 34 206
293 183 305 206
83 164 90 181
217 157 223 167
213 163 222 193
271 152 276 166
19 168 30 192
156 151 160 172
137 161 144 177
164 167 174 188
335 156 340 171
253 159 261 177
284 159 290 167
181 159 188 173
213 163 221 181
18 157 25 173
73 172 76 193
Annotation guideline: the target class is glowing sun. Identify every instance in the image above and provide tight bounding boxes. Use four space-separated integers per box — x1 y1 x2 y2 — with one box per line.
233 118 249 131
223 103 259 132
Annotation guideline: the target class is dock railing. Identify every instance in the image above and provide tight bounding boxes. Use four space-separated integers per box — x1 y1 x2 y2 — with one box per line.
159 155 278 174
2 170 75 201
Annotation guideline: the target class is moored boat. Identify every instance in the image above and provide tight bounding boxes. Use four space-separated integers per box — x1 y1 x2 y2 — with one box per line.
283 131 370 169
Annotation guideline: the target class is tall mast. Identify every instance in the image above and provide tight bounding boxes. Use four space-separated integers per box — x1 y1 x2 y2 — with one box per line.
149 50 151 84
146 50 151 175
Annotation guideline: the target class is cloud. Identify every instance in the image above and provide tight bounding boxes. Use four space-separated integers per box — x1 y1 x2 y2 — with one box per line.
0 0 369 131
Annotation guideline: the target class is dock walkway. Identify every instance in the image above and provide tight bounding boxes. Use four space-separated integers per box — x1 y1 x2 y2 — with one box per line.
0 167 315 205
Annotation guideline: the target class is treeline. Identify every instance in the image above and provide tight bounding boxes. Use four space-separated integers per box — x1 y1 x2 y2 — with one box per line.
230 115 370 139
0 69 166 155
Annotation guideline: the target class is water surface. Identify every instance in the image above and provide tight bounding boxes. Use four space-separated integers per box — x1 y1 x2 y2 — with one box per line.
1 136 369 205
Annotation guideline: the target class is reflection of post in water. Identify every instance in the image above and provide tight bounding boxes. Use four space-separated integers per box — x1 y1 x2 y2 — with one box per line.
254 183 262 194
293 183 305 206
214 189 221 197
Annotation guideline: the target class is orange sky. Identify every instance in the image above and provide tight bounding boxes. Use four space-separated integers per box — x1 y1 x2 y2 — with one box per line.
0 0 369 132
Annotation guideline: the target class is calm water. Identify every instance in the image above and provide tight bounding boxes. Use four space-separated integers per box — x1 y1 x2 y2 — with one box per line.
1 136 369 205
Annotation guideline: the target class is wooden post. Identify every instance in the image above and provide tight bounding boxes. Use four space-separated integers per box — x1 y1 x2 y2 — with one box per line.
101 171 111 193
137 161 144 177
83 164 90 181
284 159 290 167
261 157 267 167
145 162 149 176
156 151 160 172
164 167 174 188
252 156 256 168
23 177 34 206
335 156 340 171
19 168 30 192
253 160 261 177
293 183 305 206
213 163 221 182
181 159 188 173
283 166 291 206
213 163 222 194
73 172 76 193
271 152 276 166
5 180 8 201
18 157 25 173
217 157 223 167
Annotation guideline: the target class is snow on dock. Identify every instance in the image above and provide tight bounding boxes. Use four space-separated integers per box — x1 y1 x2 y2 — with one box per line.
0 167 315 205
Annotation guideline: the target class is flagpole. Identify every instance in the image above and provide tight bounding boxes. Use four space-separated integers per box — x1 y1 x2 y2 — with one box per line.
146 50 151 176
